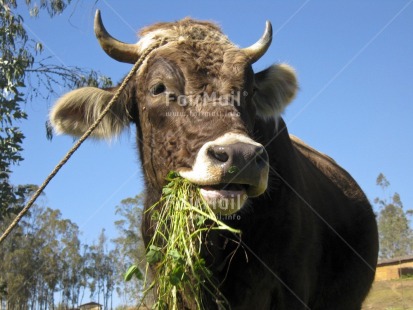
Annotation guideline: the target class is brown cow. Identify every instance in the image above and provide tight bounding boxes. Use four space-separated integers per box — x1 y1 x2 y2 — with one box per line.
50 11 378 309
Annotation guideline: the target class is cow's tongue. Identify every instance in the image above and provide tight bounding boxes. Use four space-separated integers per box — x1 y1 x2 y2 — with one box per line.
200 184 247 202
199 184 248 215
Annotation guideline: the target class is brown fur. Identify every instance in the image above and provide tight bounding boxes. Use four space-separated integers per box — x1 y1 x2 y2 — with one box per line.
50 18 378 309
139 18 229 43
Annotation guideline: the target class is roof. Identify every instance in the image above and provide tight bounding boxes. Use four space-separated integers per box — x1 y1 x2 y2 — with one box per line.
377 255 413 267
79 302 103 310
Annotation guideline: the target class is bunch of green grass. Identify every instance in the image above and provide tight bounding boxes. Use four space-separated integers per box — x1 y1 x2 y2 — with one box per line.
142 171 241 309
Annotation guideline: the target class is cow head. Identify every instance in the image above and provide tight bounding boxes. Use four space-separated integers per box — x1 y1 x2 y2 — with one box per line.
50 11 297 215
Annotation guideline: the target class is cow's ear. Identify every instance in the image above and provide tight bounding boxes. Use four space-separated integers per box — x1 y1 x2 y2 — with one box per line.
50 87 132 139
253 64 298 120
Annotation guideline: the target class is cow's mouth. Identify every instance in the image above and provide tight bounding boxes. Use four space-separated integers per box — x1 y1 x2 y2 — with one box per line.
177 133 270 214
199 183 249 215
202 183 249 192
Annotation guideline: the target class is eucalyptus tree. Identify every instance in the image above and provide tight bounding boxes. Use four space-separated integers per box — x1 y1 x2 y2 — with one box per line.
375 173 413 259
0 0 111 219
113 194 146 306
0 185 84 310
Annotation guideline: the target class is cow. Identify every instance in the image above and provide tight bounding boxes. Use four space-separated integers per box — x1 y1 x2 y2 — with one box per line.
50 10 378 309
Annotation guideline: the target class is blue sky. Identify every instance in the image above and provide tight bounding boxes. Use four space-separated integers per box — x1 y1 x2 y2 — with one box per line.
11 0 413 271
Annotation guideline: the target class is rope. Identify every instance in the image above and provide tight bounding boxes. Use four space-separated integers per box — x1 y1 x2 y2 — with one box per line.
0 40 166 245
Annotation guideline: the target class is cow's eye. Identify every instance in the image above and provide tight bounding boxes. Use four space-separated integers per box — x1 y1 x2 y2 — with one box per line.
150 83 166 96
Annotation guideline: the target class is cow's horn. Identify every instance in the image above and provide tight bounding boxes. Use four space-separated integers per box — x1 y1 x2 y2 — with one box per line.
94 10 139 64
243 21 273 64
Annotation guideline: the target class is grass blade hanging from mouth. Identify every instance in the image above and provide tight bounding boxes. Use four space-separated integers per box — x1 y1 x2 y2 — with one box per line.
141 172 241 309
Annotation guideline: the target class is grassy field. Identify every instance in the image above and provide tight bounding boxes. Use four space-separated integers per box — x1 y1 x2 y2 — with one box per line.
138 278 413 309
362 278 413 310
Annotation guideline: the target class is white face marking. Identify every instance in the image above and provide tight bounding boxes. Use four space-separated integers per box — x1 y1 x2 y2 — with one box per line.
178 132 269 215
138 30 166 53
137 29 182 53
179 132 264 185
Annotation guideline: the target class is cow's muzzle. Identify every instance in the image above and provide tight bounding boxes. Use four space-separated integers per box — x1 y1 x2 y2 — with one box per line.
178 132 269 214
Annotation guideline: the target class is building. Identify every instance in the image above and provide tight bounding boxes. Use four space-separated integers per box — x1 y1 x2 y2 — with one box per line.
79 302 102 310
375 255 413 281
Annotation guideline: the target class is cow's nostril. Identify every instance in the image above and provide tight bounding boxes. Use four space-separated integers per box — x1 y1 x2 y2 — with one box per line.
254 145 263 161
255 146 268 167
254 146 264 156
208 146 229 163
255 153 265 167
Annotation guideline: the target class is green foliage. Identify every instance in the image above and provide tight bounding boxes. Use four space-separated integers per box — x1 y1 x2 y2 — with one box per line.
124 265 143 281
375 173 413 259
86 229 117 310
1 1 31 219
0 3 120 306
146 244 163 264
113 193 146 306
25 0 71 17
0 192 81 309
0 3 119 308
0 192 119 309
0 0 112 219
142 173 240 309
